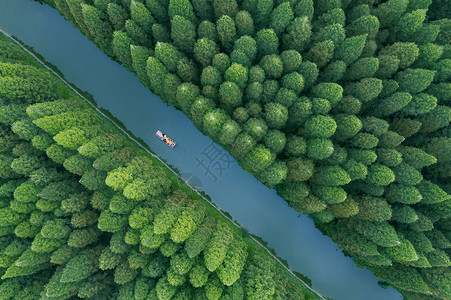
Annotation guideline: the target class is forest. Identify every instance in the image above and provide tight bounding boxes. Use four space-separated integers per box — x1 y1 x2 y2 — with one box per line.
27 0 451 298
0 35 317 299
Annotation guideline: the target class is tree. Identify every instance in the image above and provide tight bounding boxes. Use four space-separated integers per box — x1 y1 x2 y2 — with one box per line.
259 54 283 79
333 114 362 141
204 222 233 272
66 0 93 40
107 3 128 30
243 118 267 142
97 210 128 233
60 250 98 283
217 15 237 51
194 39 218 68
281 72 304 95
147 56 168 96
344 78 383 103
350 219 400 247
372 92 412 117
280 50 302 73
395 68 435 93
311 82 342 107
218 119 241 146
224 63 248 89
343 158 367 180
286 157 314 182
417 180 449 204
376 148 402 167
343 57 379 81
298 61 318 89
191 96 215 128
152 23 171 43
393 162 423 185
248 65 266 83
380 42 419 69
259 160 287 187
171 16 196 54
319 60 346 82
10 119 40 141
243 144 275 174
168 0 196 22
183 216 215 259
268 2 293 35
81 4 113 55
170 209 198 243
311 165 350 186
235 10 254 37
305 40 334 68
155 43 182 74
217 238 247 286
386 184 423 204
130 45 152 87
264 102 288 129
214 0 238 19
282 17 312 52
393 9 426 41
305 115 336 138
112 31 133 70
189 264 209 287
306 137 334 160
218 82 242 111
419 105 451 134
234 36 257 62
262 130 286 154
391 204 418 223
230 49 251 67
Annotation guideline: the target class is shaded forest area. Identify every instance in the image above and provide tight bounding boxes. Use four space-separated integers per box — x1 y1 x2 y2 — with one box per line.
0 35 316 299
34 0 451 298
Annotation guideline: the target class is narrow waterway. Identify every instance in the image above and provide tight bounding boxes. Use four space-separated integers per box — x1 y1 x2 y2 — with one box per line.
0 1 402 299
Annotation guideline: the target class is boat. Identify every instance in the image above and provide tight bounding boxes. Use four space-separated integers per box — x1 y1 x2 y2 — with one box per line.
155 130 176 148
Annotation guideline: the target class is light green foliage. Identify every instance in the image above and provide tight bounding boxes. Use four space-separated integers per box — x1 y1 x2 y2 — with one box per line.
243 144 275 173
305 115 336 138
170 209 198 243
204 222 233 272
312 165 350 186
259 160 287 187
224 63 248 88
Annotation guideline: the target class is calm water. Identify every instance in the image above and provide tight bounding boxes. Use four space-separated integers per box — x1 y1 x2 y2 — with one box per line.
0 1 402 299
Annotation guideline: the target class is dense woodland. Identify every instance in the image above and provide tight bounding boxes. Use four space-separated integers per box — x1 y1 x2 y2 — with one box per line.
0 36 315 299
29 0 451 298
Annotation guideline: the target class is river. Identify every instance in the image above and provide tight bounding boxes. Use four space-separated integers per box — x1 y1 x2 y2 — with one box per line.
0 1 402 299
